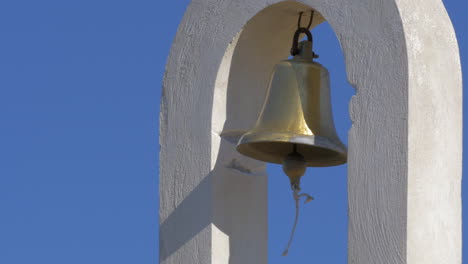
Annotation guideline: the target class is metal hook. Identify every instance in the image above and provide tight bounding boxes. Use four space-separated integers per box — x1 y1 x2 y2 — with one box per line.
297 10 314 30
290 10 318 57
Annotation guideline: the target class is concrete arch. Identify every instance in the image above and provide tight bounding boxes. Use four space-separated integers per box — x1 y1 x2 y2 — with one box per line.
160 0 461 263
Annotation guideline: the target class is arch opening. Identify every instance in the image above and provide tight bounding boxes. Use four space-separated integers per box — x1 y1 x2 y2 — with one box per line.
210 2 354 263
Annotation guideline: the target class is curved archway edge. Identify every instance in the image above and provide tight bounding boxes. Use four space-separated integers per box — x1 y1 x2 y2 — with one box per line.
160 0 462 263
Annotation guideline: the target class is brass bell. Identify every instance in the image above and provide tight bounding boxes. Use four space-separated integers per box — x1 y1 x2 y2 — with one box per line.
237 13 347 256
236 39 347 172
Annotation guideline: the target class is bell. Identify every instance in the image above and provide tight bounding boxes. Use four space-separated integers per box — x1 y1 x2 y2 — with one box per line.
236 40 347 168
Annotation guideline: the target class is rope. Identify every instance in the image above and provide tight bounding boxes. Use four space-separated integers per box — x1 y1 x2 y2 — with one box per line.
282 184 313 256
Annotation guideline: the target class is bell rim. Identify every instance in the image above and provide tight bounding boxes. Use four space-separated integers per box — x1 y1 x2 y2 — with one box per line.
236 132 347 167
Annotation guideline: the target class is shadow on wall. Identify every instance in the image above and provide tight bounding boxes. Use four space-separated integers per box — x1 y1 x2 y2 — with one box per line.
159 136 267 263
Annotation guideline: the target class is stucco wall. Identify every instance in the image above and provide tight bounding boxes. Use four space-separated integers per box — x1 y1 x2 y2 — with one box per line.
160 0 462 263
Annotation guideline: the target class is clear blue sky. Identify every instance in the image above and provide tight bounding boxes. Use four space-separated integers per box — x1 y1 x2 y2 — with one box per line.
0 1 465 263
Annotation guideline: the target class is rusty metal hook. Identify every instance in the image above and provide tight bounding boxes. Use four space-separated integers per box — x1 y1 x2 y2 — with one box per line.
291 11 318 57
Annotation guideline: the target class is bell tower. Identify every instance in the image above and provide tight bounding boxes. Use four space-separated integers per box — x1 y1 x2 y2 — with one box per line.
159 1 462 263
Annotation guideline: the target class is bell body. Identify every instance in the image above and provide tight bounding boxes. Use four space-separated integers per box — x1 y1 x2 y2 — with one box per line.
236 41 347 167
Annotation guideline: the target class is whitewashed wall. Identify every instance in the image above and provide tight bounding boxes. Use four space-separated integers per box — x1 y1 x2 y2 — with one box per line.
160 0 462 263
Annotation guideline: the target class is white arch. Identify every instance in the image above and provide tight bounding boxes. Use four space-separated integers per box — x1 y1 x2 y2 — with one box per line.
159 0 462 263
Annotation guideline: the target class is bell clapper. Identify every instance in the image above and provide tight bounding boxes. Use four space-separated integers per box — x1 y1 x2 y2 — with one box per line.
281 144 314 256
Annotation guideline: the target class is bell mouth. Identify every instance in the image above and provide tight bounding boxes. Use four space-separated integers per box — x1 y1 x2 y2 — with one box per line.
236 132 347 167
